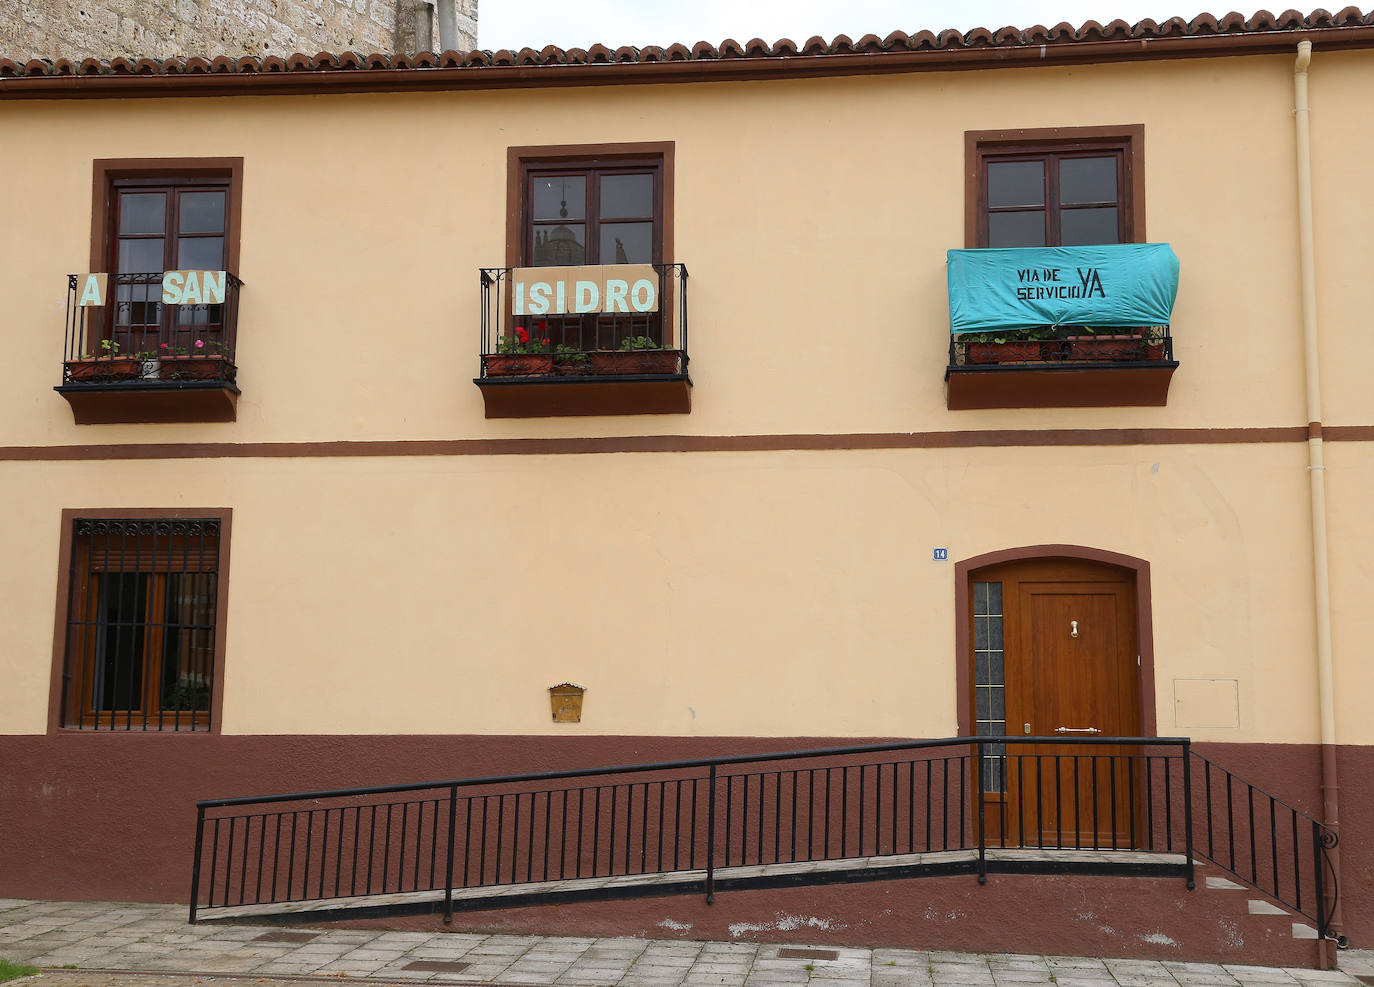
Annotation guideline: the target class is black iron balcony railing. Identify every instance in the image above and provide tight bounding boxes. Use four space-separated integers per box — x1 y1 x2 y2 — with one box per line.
949 325 1174 369
189 735 1337 946
61 272 242 387
478 264 688 380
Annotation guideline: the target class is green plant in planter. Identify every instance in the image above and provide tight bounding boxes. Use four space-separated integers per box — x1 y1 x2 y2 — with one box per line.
79 338 124 360
554 343 589 364
962 326 1060 344
160 338 229 357
619 335 662 351
498 325 550 354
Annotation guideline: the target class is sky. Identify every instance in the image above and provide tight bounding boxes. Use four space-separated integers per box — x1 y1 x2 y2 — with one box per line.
474 0 1280 51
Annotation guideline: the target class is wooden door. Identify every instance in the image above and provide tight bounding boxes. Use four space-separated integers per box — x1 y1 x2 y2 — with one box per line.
970 559 1142 849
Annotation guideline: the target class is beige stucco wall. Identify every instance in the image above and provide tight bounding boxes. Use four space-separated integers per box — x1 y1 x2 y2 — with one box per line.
1 49 1370 746
0 441 1341 744
0 51 1370 448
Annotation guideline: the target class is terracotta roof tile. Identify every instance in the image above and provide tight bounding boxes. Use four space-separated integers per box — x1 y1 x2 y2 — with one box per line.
3 9 1372 93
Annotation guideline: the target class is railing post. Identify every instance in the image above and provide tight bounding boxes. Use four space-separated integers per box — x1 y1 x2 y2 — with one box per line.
975 741 987 884
188 804 206 924
1181 741 1196 889
705 764 717 904
1312 823 1328 941
443 785 458 924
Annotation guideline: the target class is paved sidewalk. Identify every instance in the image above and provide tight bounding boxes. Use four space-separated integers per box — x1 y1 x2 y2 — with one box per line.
1 899 1369 987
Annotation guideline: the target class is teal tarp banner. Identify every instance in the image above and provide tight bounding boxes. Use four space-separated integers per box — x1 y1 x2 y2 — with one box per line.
947 244 1180 333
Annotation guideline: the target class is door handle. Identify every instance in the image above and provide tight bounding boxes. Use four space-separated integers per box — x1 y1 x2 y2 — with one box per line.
1054 726 1102 734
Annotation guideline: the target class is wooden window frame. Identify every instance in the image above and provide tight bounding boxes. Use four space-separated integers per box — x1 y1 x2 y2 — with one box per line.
505 142 674 270
522 159 663 268
505 142 676 347
107 176 234 346
964 126 1145 249
47 508 233 735
92 158 244 275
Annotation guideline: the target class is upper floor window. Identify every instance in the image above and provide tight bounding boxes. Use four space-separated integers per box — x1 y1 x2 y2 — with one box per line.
523 160 663 267
110 177 231 348
56 513 229 732
56 160 245 424
968 127 1142 248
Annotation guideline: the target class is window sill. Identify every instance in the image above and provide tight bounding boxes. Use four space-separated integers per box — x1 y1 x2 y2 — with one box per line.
944 361 1178 410
474 367 692 418
55 379 240 424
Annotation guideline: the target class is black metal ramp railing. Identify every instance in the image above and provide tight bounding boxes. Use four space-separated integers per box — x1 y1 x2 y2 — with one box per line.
188 736 1337 942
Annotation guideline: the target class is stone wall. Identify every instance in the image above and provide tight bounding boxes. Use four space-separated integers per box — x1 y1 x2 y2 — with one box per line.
0 0 478 61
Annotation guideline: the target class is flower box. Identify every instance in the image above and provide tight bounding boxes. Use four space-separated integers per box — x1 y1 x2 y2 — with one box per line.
966 341 1047 365
160 355 227 380
554 357 594 376
1065 334 1145 362
65 358 144 381
589 350 680 375
484 353 554 377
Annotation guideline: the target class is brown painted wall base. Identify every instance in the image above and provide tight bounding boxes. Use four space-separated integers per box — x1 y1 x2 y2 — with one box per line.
0 733 1362 965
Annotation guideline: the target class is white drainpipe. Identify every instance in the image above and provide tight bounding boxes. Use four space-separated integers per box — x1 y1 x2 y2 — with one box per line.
1293 38 1342 950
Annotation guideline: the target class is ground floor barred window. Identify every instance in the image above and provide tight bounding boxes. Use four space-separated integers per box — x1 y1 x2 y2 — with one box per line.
59 515 223 731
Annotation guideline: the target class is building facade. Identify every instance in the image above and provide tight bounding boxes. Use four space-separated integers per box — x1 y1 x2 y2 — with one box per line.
0 0 477 63
1 10 1373 968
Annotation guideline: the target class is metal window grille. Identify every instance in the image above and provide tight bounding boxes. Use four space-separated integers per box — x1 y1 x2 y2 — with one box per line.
973 581 1006 793
61 517 221 731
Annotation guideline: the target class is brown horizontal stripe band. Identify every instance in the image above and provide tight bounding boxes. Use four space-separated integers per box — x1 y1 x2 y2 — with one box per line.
2 425 1363 462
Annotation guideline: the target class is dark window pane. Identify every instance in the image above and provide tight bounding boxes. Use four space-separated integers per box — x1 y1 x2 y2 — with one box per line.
176 306 224 328
987 161 1044 208
599 222 653 264
600 174 654 219
118 238 165 273
177 237 225 271
1061 207 1120 245
532 223 586 266
179 191 226 234
989 211 1046 248
532 176 586 222
161 574 214 712
1060 156 1117 205
95 573 148 713
119 193 166 235
988 582 1002 613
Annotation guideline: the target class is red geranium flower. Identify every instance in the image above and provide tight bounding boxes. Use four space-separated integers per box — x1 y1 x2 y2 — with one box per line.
515 326 530 344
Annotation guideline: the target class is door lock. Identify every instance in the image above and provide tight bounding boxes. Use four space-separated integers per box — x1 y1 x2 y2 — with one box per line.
1024 722 1031 734
1070 620 1079 638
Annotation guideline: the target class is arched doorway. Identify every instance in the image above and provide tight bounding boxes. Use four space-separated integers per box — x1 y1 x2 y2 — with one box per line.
956 547 1155 848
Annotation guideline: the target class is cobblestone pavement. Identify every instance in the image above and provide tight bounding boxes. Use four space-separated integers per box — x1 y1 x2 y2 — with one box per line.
1 899 1371 987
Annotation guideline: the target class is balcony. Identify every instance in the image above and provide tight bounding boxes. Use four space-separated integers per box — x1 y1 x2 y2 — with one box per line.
56 272 243 424
943 244 1180 410
945 327 1178 409
475 263 690 418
